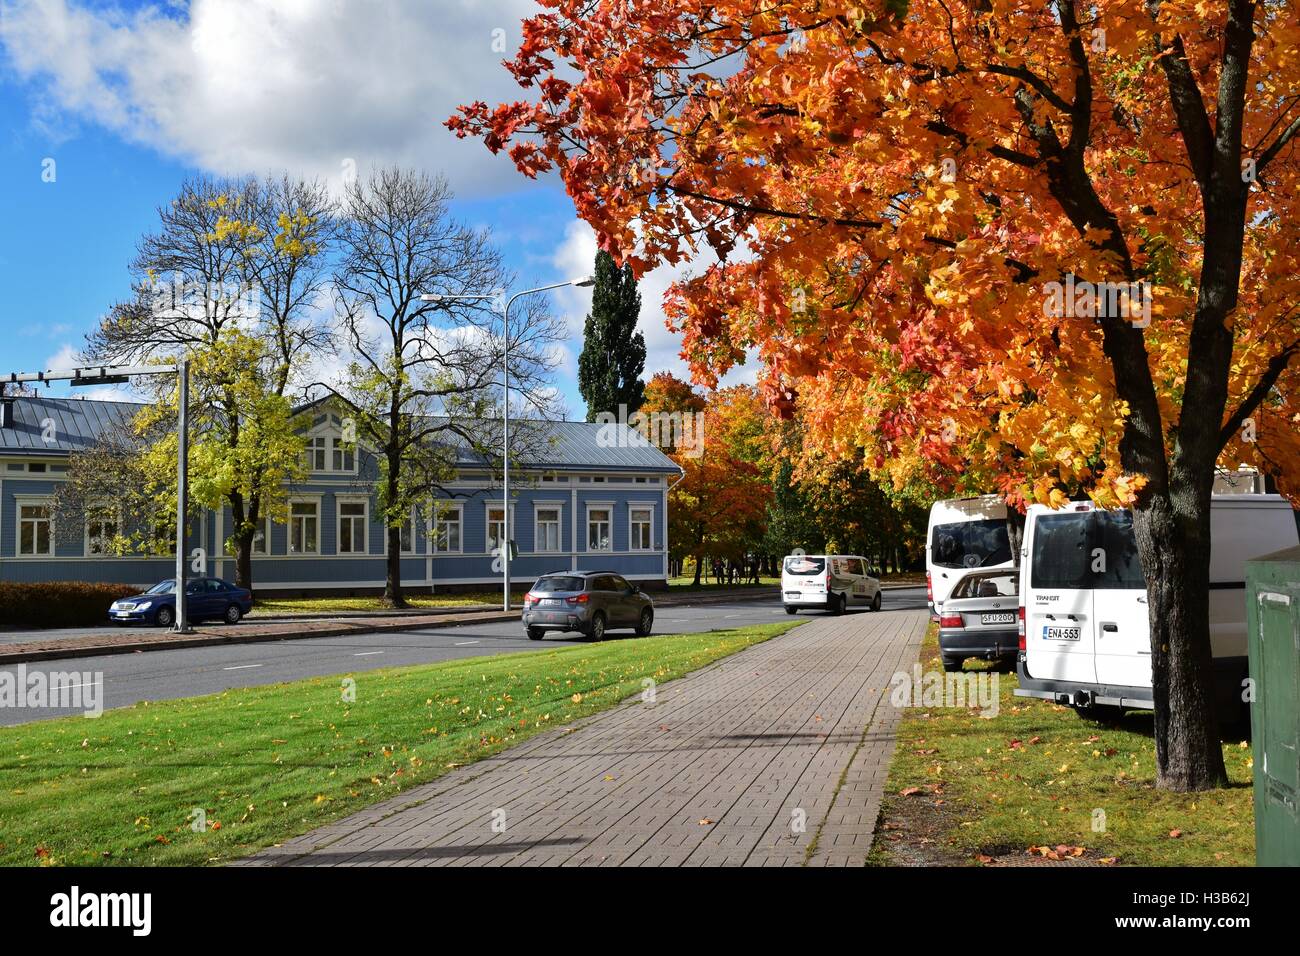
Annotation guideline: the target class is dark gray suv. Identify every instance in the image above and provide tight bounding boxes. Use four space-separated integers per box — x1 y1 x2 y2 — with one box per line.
522 571 654 641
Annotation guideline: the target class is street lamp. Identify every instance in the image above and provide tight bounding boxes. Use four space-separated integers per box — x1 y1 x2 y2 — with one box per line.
421 277 594 612
4 361 195 633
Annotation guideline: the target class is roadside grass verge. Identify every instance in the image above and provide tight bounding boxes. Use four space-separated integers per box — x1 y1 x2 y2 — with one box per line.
0 621 800 867
873 628 1254 866
250 592 526 614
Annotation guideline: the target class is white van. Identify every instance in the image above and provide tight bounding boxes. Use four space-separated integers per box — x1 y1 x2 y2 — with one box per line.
927 496 1014 613
782 554 882 615
1014 494 1300 717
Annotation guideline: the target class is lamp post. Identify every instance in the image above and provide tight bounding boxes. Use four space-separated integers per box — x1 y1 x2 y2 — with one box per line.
4 361 194 632
421 277 594 611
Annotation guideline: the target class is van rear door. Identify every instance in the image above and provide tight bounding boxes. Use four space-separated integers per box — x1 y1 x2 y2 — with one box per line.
1025 508 1097 684
1091 511 1151 687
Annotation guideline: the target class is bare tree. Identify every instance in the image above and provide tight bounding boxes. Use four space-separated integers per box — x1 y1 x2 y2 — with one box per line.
326 167 563 607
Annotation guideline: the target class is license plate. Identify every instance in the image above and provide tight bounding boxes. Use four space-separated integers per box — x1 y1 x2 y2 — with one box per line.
784 591 800 598
115 611 132 617
542 598 561 606
1043 625 1081 641
981 612 1015 625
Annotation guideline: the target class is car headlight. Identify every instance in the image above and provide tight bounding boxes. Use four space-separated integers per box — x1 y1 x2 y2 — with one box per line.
136 601 153 610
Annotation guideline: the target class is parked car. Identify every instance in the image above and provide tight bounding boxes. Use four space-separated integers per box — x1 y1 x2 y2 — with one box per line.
781 554 882 614
926 495 1014 615
937 569 1019 671
1015 494 1300 721
521 571 654 641
108 577 253 627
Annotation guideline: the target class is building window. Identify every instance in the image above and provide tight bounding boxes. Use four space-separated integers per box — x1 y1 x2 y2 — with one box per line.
332 439 355 473
338 500 367 554
536 507 561 552
250 515 272 556
432 504 461 553
588 507 611 552
18 502 53 556
290 501 319 554
305 436 327 471
630 507 653 550
86 504 119 556
487 505 507 552
400 508 417 554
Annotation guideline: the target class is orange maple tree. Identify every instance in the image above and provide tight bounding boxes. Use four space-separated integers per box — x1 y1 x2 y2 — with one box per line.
640 373 772 582
451 0 1300 791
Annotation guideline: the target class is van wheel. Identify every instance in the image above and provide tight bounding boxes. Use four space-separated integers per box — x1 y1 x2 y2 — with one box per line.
784 606 798 615
870 591 882 612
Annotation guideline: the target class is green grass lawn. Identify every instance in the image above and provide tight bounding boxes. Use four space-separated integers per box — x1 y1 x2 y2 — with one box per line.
875 628 1255 866
0 621 800 867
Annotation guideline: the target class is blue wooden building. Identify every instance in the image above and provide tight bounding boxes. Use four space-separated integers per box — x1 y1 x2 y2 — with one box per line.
0 395 680 594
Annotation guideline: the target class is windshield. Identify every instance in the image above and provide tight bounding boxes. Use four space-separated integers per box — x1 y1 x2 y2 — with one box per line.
930 519 1011 570
783 556 826 576
145 580 176 594
533 576 585 593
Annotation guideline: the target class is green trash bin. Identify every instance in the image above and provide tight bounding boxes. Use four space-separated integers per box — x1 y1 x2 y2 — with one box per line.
1246 545 1300 866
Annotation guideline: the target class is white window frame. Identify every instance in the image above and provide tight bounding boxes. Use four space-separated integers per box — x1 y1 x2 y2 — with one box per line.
586 502 614 553
336 496 369 555
485 502 516 554
533 501 564 553
430 501 463 554
16 496 54 557
628 503 656 551
304 435 328 472
288 498 321 556
84 502 121 557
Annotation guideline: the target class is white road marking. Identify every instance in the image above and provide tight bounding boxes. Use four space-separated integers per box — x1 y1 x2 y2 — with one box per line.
223 664 263 671
454 640 480 646
353 651 384 657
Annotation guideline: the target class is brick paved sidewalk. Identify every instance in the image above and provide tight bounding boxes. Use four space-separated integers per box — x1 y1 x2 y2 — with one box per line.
238 608 929 868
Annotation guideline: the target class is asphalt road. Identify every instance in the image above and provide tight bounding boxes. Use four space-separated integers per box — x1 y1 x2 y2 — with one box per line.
0 586 928 726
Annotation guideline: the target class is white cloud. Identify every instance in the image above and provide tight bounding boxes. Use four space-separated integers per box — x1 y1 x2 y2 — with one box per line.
0 0 541 195
549 219 759 393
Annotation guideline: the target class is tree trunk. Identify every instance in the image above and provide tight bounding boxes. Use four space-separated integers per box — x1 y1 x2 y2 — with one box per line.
692 555 702 586
384 524 406 608
1132 491 1227 790
235 538 253 592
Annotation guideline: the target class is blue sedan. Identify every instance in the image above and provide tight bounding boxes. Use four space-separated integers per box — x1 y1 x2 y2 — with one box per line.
108 577 254 627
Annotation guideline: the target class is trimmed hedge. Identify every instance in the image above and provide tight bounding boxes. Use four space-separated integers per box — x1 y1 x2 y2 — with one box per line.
0 581 142 629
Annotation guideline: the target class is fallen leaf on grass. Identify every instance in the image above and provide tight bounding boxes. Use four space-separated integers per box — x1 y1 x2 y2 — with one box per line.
900 786 924 797
1168 829 1182 838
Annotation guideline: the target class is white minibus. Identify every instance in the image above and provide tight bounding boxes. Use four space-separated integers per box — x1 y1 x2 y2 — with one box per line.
926 496 1014 613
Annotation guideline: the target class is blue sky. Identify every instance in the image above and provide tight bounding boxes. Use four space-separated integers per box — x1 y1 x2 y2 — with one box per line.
0 0 748 414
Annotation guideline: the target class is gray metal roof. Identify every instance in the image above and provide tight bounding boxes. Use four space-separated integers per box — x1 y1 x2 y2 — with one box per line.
0 396 681 473
0 396 141 455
